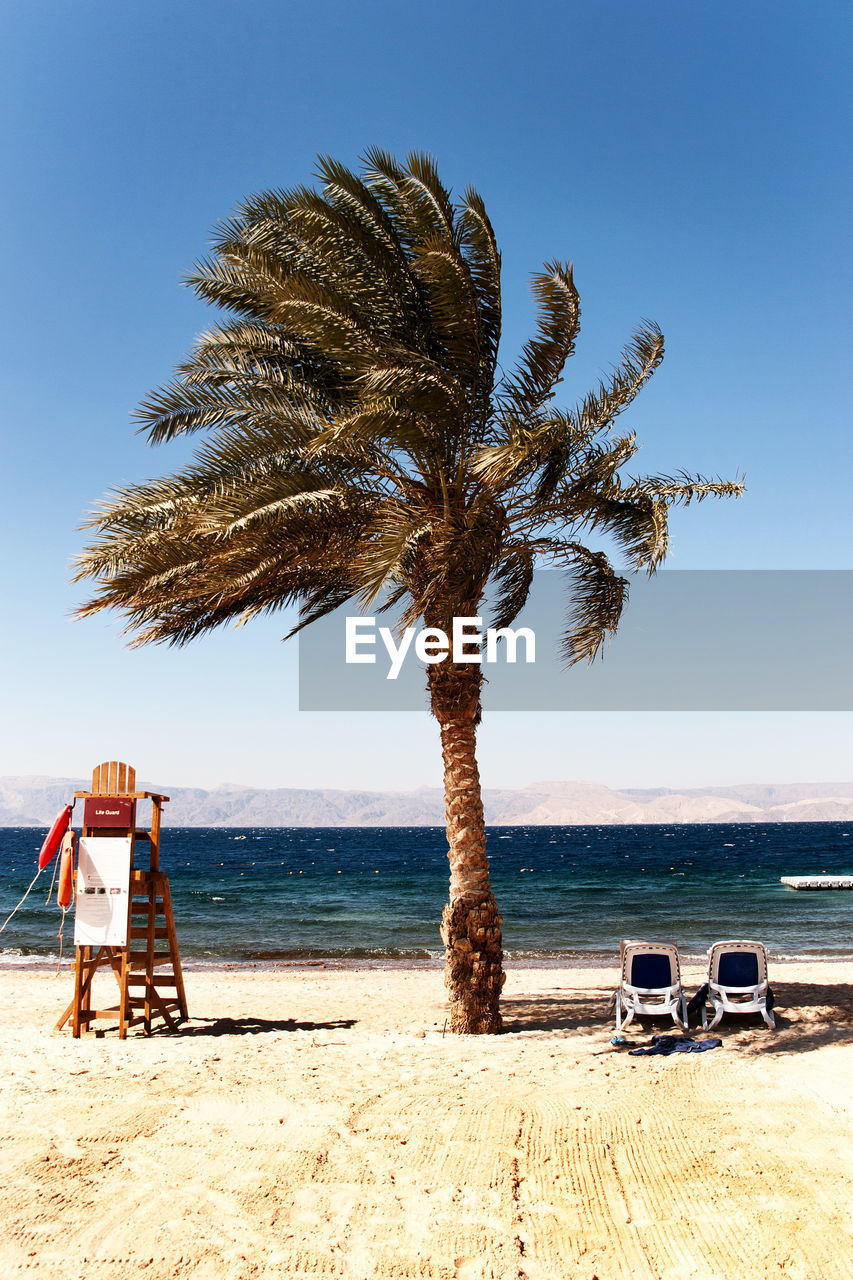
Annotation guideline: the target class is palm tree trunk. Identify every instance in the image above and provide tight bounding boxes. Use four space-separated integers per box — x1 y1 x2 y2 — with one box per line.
428 662 505 1033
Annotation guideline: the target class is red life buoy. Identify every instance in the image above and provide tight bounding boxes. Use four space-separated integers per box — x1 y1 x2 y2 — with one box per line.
38 805 73 870
57 831 76 908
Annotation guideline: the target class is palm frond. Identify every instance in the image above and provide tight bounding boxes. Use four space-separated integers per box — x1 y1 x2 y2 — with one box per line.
458 189 501 373
620 472 746 505
488 545 537 631
574 320 664 435
559 546 630 665
498 262 579 416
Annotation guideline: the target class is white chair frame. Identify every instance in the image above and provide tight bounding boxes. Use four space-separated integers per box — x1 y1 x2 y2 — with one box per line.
703 940 775 1030
613 940 688 1032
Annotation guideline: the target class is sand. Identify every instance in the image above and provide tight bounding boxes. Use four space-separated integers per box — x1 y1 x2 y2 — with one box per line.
0 961 851 1280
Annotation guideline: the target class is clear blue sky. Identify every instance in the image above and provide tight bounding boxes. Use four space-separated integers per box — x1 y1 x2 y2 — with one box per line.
1 1 851 790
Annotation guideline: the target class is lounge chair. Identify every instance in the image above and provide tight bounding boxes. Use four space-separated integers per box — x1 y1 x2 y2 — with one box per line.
613 940 688 1032
702 940 775 1030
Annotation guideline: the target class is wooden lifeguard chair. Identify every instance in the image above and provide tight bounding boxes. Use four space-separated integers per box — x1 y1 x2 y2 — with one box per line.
56 761 188 1038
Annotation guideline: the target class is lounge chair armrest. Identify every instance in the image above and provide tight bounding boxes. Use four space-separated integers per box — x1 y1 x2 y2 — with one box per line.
709 980 768 998
624 982 681 1000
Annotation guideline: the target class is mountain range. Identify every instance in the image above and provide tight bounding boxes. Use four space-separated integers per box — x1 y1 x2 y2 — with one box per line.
2 776 852 827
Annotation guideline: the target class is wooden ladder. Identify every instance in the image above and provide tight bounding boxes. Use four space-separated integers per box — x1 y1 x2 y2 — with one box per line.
122 869 187 1035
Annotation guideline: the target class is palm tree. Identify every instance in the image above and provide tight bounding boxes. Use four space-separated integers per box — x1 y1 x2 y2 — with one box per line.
74 150 742 1033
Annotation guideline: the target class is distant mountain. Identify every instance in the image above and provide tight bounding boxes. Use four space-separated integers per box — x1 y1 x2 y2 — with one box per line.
1 775 852 827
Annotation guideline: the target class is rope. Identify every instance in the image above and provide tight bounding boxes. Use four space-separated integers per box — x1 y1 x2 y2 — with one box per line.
45 854 59 905
56 907 68 975
0 869 42 937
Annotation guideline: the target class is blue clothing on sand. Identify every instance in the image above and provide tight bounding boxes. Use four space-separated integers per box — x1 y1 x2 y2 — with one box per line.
628 1035 722 1056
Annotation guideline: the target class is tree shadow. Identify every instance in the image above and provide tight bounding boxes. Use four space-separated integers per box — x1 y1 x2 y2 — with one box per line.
179 1016 357 1037
500 980 853 1053
501 990 609 1033
725 980 853 1056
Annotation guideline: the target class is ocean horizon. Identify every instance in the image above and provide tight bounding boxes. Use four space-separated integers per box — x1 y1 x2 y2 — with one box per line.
2 821 852 968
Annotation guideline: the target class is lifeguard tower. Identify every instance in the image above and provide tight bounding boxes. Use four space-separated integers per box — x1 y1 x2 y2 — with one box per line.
56 761 188 1038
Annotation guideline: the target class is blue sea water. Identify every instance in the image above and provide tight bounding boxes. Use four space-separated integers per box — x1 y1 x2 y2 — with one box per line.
1 823 852 966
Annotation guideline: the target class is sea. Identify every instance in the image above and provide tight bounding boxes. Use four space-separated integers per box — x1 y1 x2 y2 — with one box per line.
1 822 852 967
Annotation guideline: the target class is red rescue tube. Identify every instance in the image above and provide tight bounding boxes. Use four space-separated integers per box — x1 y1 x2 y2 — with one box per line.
37 805 73 870
57 831 76 908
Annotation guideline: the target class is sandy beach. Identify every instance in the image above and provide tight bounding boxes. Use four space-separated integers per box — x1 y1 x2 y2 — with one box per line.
1 961 851 1280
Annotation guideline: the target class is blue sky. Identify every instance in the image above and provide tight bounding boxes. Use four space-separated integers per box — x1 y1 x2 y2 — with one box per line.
1 1 851 790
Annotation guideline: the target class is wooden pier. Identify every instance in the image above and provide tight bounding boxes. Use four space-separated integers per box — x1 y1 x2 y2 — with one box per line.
780 875 853 890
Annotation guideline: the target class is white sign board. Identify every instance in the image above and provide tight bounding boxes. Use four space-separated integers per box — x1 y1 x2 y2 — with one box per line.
74 836 132 948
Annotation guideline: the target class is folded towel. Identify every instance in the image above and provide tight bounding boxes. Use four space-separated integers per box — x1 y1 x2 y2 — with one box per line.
629 1034 722 1056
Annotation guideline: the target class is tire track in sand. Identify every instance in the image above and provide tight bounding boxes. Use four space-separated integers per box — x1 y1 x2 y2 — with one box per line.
235 1064 853 1280
0 1096 199 1280
237 1087 530 1279
5 1044 851 1280
513 1061 852 1280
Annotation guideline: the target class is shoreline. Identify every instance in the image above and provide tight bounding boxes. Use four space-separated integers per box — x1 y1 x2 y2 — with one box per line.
4 950 853 973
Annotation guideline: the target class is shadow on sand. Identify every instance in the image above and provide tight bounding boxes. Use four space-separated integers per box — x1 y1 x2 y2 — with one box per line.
501 990 602 1033
500 980 853 1054
179 1016 357 1037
